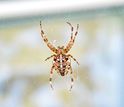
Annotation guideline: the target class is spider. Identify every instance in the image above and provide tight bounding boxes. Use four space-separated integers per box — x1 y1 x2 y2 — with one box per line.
40 21 79 91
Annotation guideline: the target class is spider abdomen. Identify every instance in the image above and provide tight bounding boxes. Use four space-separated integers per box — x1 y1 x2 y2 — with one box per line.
54 54 69 76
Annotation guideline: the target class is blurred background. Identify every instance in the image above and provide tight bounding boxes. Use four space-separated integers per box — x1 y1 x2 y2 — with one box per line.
0 1 124 107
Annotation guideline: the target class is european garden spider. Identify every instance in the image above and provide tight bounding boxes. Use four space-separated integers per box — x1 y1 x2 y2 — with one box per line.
40 21 79 91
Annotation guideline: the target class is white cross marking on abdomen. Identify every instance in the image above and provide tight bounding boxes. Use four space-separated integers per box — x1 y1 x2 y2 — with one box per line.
60 54 63 69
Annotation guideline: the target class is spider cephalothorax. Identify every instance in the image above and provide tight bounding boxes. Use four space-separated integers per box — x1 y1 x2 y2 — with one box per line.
40 21 79 91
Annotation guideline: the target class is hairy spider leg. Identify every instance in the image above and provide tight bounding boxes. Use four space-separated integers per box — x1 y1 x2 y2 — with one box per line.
64 22 79 53
69 65 74 91
68 54 79 65
45 55 55 61
40 21 57 53
67 22 74 40
49 65 55 90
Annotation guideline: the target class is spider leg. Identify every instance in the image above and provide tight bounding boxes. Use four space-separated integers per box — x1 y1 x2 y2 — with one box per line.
67 22 74 40
65 70 69 75
65 62 74 91
69 65 74 91
40 21 57 53
45 54 55 61
64 23 79 53
49 65 55 90
68 54 79 65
